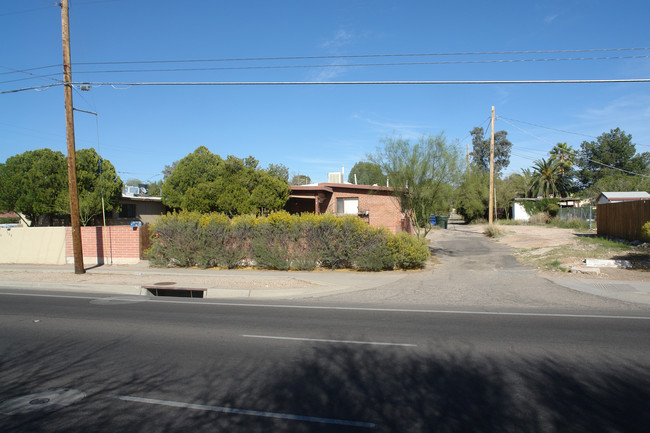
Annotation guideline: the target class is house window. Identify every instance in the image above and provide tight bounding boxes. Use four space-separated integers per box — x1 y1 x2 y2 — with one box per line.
119 204 136 218
336 198 359 215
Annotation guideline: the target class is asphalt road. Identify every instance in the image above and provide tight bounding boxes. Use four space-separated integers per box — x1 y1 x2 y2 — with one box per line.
1 290 649 432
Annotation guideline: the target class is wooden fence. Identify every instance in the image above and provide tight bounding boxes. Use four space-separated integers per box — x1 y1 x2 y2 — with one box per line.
597 200 650 241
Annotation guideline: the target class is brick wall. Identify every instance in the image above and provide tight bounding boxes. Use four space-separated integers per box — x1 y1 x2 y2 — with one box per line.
65 226 141 265
325 190 410 234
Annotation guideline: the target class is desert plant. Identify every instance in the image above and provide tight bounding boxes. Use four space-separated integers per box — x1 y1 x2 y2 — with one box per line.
387 232 430 269
528 212 551 225
642 221 650 241
483 224 504 238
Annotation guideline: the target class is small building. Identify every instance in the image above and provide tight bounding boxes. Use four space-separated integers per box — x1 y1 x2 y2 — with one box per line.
596 191 650 205
287 183 412 233
512 197 582 221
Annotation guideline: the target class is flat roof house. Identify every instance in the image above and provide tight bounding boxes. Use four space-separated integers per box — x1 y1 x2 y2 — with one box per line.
287 183 412 234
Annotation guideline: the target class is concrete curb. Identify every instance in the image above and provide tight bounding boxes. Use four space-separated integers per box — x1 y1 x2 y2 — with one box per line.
547 277 650 306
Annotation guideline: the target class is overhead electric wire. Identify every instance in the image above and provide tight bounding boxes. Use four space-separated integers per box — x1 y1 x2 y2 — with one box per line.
4 77 650 95
499 117 650 178
3 46 649 78
72 47 650 66
500 115 650 149
49 55 650 76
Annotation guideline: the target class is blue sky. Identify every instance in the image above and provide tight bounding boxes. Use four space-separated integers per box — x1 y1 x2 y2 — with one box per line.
2 0 650 185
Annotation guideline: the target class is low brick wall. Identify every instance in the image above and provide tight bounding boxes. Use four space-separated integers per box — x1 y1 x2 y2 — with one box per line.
66 226 141 265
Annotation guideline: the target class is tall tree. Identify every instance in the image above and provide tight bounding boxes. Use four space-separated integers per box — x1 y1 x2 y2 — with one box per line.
371 134 462 238
470 127 513 175
456 167 489 223
577 128 649 188
549 142 577 175
529 158 569 198
348 161 385 185
162 146 224 209
290 174 312 185
162 147 289 215
266 163 289 183
0 149 67 226
56 148 123 226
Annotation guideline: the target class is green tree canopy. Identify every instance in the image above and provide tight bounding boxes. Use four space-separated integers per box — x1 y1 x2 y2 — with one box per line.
528 158 570 198
56 148 123 226
470 127 513 176
577 128 650 189
290 174 312 185
348 161 385 185
162 147 290 215
371 134 462 238
456 168 489 223
0 148 122 226
0 148 67 225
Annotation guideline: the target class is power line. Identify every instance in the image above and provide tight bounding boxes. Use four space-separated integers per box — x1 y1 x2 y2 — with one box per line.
499 117 650 178
499 115 650 149
3 47 648 78
48 55 650 76
4 78 650 95
71 47 650 66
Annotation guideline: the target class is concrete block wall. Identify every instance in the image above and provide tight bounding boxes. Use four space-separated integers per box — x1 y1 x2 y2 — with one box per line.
66 226 141 265
0 227 66 264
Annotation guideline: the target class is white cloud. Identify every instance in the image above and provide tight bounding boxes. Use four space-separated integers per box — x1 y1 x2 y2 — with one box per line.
320 29 353 49
354 114 432 139
544 14 558 24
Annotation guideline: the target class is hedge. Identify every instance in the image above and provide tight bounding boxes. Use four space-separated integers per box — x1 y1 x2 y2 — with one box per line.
147 211 430 271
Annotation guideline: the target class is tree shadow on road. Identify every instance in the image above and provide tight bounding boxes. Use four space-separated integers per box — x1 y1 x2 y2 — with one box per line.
1 341 649 432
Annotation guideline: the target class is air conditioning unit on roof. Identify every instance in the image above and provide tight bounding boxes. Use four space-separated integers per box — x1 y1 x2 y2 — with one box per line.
328 172 343 183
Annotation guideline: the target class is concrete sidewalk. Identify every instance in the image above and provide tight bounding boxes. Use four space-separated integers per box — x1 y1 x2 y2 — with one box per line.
546 277 650 306
0 262 649 306
0 263 410 300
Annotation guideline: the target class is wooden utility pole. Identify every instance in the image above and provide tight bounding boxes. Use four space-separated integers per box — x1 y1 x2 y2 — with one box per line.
488 106 495 225
466 143 470 172
61 0 84 274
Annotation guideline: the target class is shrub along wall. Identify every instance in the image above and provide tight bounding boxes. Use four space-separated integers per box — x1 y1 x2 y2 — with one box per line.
148 211 430 271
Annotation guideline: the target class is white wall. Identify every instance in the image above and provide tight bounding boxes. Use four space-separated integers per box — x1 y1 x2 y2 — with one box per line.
512 202 530 221
0 227 66 264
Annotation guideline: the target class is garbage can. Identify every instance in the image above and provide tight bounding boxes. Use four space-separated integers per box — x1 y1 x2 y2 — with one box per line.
429 215 437 226
436 215 449 229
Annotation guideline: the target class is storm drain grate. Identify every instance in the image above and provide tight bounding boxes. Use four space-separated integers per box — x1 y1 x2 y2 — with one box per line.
142 285 207 298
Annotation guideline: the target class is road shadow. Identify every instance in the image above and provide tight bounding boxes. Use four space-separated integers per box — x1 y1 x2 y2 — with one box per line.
226 346 650 433
1 342 649 432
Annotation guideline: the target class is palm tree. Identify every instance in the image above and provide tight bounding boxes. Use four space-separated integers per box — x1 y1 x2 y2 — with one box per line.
549 142 577 176
529 158 569 198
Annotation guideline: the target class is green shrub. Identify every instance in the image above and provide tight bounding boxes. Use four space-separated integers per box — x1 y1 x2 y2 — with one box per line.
149 211 431 271
641 221 650 241
387 232 430 269
355 228 395 271
147 211 204 267
0 216 19 224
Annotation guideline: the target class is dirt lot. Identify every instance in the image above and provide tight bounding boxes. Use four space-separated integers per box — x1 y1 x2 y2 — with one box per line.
458 223 650 281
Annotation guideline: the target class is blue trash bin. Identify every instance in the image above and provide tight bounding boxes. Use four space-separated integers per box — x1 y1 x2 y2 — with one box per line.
429 215 437 226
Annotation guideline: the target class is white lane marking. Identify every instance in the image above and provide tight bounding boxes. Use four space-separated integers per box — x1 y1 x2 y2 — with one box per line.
115 395 376 428
1 291 649 320
242 334 417 347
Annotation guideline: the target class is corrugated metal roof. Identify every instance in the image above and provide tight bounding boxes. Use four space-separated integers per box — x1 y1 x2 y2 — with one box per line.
601 191 650 199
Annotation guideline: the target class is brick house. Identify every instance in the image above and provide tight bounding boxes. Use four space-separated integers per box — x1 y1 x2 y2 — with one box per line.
287 183 412 233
